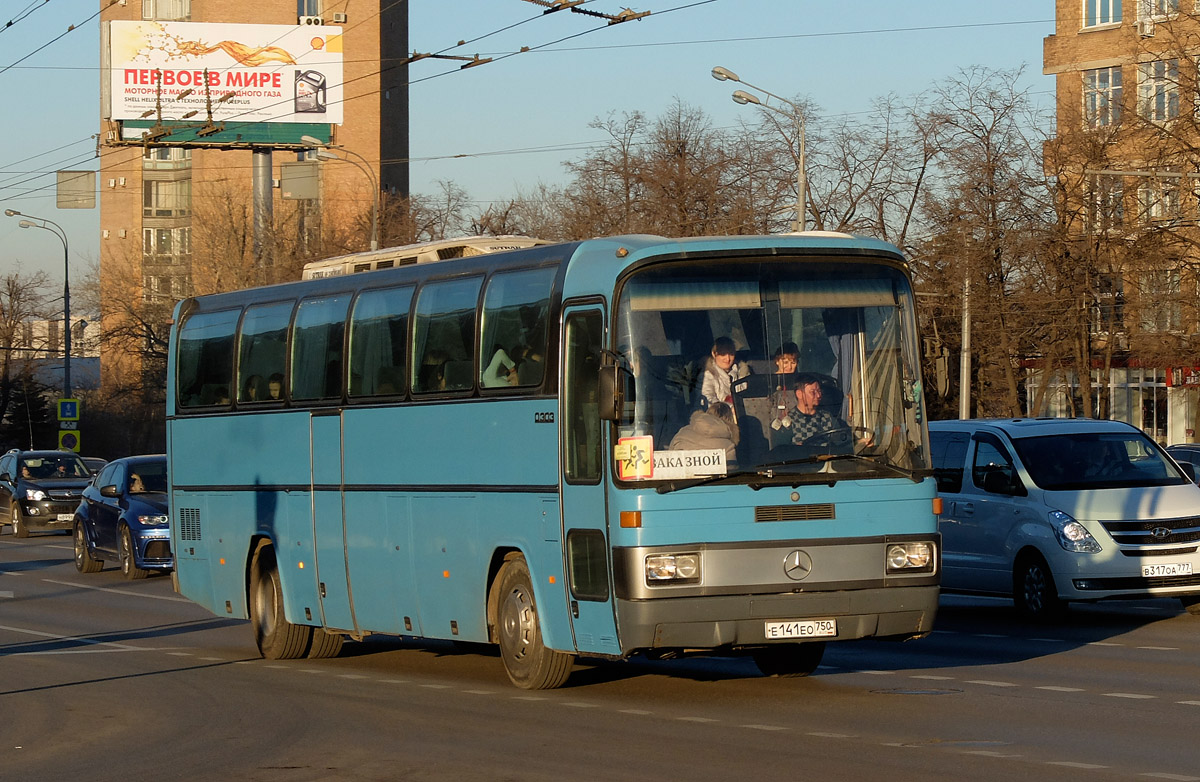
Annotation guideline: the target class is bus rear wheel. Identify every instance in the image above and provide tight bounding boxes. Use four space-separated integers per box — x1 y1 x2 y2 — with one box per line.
494 556 573 690
250 544 312 659
752 642 825 677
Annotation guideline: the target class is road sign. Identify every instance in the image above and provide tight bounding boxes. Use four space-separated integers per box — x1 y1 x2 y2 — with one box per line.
58 398 80 421
59 430 80 452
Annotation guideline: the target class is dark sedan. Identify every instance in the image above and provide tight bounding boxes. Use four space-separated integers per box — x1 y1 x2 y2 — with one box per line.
73 455 172 579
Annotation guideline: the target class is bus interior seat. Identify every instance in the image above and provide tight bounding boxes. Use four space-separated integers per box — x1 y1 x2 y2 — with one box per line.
442 360 474 390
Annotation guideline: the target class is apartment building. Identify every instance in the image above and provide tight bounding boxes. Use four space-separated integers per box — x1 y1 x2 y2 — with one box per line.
97 0 407 390
1041 0 1200 442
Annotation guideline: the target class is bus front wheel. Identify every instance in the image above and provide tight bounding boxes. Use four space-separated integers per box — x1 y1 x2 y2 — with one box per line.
494 556 573 690
250 544 312 659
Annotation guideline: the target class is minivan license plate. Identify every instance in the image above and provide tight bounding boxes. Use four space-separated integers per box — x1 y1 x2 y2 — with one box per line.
1142 562 1193 577
764 619 837 639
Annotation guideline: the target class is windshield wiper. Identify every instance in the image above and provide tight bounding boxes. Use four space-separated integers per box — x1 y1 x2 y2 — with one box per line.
654 469 767 494
746 452 930 486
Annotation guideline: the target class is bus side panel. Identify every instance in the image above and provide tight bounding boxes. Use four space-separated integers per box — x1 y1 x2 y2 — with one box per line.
275 491 322 626
171 490 219 616
342 491 417 635
411 495 486 641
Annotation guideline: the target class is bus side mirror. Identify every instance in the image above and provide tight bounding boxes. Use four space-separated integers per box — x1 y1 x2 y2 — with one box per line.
598 365 630 421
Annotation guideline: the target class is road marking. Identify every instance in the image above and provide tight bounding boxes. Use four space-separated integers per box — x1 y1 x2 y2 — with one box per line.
564 702 599 709
42 578 190 602
1140 774 1200 781
966 680 1018 687
1087 641 1122 647
911 675 954 680
807 732 852 739
0 591 12 599
1176 700 1200 706
1048 762 1108 769
678 716 718 723
619 709 652 715
337 674 369 680
1036 686 1085 692
964 751 1023 758
1137 646 1178 651
1104 693 1156 699
741 724 787 731
855 670 895 675
0 623 158 653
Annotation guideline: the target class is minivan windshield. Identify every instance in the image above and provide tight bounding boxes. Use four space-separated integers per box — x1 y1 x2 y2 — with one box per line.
1012 431 1190 490
612 257 929 487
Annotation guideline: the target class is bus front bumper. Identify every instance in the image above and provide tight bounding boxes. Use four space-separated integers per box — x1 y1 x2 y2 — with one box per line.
614 585 939 654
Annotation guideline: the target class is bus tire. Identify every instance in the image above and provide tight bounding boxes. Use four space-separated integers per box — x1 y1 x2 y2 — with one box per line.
752 642 825 677
495 556 573 690
250 544 312 660
307 629 344 659
74 522 103 573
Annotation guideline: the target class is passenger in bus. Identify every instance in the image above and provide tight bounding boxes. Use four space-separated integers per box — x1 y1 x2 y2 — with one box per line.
268 373 284 400
768 343 800 445
483 344 518 387
375 366 402 395
517 346 545 385
701 336 748 411
418 351 449 392
243 375 263 401
669 401 739 462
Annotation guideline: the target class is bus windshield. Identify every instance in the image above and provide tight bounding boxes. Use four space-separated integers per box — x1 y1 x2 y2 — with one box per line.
613 258 929 485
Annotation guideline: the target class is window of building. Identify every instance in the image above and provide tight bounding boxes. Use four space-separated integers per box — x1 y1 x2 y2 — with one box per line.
1139 0 1178 19
1093 271 1125 334
1137 176 1180 223
143 0 190 20
1138 60 1179 122
1088 175 1124 232
143 147 192 171
143 178 192 218
143 227 191 263
1139 269 1182 332
1084 67 1122 127
1085 0 1121 26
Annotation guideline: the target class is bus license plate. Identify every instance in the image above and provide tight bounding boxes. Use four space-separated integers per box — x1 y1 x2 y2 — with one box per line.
1142 562 1193 577
764 619 837 639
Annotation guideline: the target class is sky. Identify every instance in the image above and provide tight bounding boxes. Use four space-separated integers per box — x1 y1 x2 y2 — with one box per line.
0 0 1055 288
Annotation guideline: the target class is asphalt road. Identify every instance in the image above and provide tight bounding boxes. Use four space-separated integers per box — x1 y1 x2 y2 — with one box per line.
3 532 1200 782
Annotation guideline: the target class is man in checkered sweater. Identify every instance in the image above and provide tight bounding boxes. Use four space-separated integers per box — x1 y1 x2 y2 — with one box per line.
789 375 847 446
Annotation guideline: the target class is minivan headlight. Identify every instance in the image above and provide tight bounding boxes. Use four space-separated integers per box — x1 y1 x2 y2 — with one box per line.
1050 510 1101 553
24 488 45 501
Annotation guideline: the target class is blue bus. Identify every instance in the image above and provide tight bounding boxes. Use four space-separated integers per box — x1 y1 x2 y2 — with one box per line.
167 233 939 689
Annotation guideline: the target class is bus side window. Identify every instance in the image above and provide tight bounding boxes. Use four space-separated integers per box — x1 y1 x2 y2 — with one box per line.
479 267 555 390
291 294 351 402
411 276 483 393
563 310 602 483
237 301 293 403
348 285 412 398
177 308 239 409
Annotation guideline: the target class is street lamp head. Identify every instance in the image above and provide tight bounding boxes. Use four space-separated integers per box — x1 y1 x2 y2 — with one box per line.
711 66 739 83
300 134 325 147
315 149 340 161
731 90 760 106
4 209 20 217
18 220 36 229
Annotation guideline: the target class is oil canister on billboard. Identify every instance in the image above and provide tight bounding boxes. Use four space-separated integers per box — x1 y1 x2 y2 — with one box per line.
295 70 327 114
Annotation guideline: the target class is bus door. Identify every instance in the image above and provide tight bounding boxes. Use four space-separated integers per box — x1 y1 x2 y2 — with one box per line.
310 409 358 634
559 305 621 656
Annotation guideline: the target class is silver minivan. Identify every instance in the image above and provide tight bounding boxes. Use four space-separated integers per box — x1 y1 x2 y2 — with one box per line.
929 418 1200 619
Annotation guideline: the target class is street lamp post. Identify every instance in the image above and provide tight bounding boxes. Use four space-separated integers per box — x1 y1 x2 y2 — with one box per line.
711 65 807 232
5 208 71 398
300 136 380 251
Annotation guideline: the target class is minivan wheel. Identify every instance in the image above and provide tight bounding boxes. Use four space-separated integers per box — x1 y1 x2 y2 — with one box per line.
1013 554 1066 620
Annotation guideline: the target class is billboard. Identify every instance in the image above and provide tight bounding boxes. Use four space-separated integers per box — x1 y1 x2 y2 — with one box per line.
108 21 343 125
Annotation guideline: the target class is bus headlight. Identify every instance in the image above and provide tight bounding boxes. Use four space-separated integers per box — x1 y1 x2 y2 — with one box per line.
646 553 701 584
1050 511 1101 553
886 542 935 574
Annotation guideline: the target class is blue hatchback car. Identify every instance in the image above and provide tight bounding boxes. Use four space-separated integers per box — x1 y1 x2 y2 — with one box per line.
73 455 172 579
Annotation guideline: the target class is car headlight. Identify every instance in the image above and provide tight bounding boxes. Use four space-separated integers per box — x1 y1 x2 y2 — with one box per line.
885 542 936 574
137 514 169 527
24 488 45 501
1050 510 1101 553
645 553 701 584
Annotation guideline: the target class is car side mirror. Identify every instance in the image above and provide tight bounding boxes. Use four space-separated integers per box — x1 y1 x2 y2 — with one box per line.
100 485 120 498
